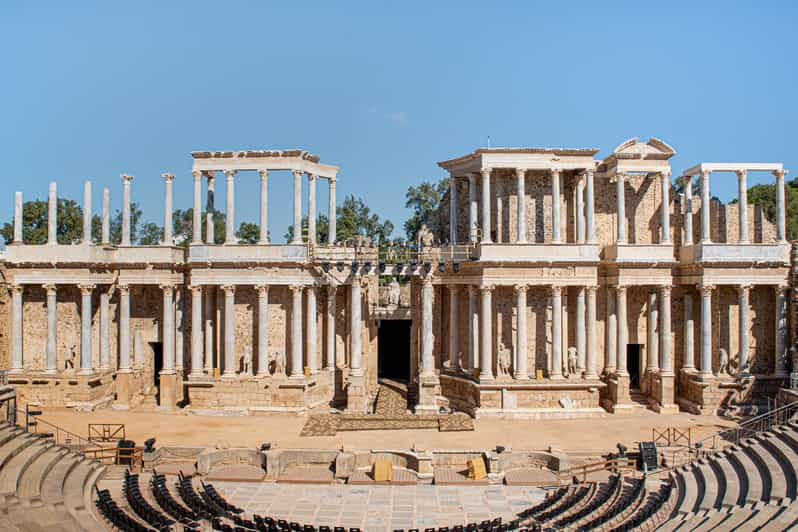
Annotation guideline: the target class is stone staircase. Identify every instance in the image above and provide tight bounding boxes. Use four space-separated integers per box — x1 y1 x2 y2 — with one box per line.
0 421 106 531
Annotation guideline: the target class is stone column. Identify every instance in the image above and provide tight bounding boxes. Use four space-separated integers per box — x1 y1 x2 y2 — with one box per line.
78 284 94 375
683 176 693 245
616 174 626 243
222 285 236 377
161 285 175 374
514 285 528 379
118 285 131 371
606 287 617 374
647 291 659 372
479 285 494 380
10 286 23 373
82 180 92 244
100 288 110 370
349 280 362 376
192 171 202 244
190 286 203 377
308 174 317 244
306 285 318 373
328 178 337 244
292 170 303 244
121 174 133 246
550 286 563 379
288 285 303 377
660 171 671 243
699 284 714 377
683 290 695 371
13 192 22 244
204 287 214 373
585 170 596 243
326 285 336 370
585 286 598 379
516 169 526 243
700 170 711 243
775 285 789 376
101 188 110 245
576 287 586 374
48 182 57 245
480 168 492 243
174 289 183 372
224 170 236 244
449 176 458 244
253 285 269 375
421 278 435 376
205 172 215 245
616 286 628 376
447 285 460 370
775 170 787 242
737 170 749 243
161 173 174 244
576 178 585 243
468 174 478 243
551 168 562 243
258 170 269 244
44 284 57 374
659 286 673 374
468 286 479 370
738 285 750 375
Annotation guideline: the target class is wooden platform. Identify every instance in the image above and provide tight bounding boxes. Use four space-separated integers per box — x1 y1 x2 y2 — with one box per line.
348 468 418 485
433 468 490 486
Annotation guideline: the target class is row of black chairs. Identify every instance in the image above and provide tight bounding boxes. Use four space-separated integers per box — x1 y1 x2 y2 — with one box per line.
96 486 154 532
535 484 590 524
610 479 673 532
517 485 568 522
554 474 621 529
151 469 199 527
581 477 645 531
178 471 220 520
201 480 244 514
124 469 174 531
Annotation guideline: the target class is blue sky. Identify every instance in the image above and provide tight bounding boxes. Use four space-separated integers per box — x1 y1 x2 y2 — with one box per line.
2 2 796 241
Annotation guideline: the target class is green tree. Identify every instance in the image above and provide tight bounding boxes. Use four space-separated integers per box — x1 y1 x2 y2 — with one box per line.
403 178 448 242
138 222 163 245
236 222 261 244
90 202 144 244
1 198 84 245
285 196 393 244
743 177 798 240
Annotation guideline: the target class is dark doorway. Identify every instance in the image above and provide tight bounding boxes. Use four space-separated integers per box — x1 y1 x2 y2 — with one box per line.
378 320 411 382
151 342 163 388
627 344 641 388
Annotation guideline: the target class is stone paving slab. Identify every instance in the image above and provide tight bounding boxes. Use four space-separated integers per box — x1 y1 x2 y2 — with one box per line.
214 481 546 532
348 468 418 485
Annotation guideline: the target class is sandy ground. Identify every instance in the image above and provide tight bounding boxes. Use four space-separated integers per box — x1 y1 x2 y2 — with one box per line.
38 406 735 454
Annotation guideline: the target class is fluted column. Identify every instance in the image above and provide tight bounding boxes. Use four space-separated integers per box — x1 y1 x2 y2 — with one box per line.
121 174 133 246
44 284 57 374
292 170 303 244
616 286 628 376
100 288 110 370
48 182 57 245
585 170 596 243
287 285 302 377
349 279 362 376
162 173 174 244
736 170 749 243
775 285 789 376
306 285 318 373
326 285 336 370
118 285 131 372
224 170 236 244
683 289 695 371
659 286 672 375
605 287 617 374
78 284 95 375
738 285 750 374
576 287 586 374
447 285 460 370
308 174 317 244
10 285 23 373
449 176 458 244
421 278 435 376
255 285 269 375
479 285 494 380
480 168 492 243
258 170 269 244
576 178 585 243
616 174 626 243
468 285 479 370
551 168 562 243
550 286 563 379
660 171 671 243
514 285 528 379
775 169 787 242
699 284 714 377
204 287 214 373
647 291 659 372
468 174 478 243
13 192 22 244
516 168 526 243
328 178 337 244
101 188 110 245
683 176 693 245
82 181 92 244
192 171 202 244
174 289 183 372
222 285 236 377
700 170 711 243
205 172 215 244
161 285 175 374
585 286 598 379
190 286 203 377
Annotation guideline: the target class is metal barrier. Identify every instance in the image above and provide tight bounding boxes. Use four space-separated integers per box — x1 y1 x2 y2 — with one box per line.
557 456 636 484
694 399 798 451
83 446 144 470
88 423 126 442
16 409 101 451
651 427 691 448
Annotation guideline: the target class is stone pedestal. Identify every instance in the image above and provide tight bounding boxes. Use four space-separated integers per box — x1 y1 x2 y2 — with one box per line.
602 373 634 414
415 374 440 414
346 374 370 414
115 370 133 406
652 373 678 414
158 372 177 411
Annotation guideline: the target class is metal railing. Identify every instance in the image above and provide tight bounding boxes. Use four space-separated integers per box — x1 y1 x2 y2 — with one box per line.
557 456 636 484
693 399 798 452
88 423 126 443
83 446 144 470
17 409 101 451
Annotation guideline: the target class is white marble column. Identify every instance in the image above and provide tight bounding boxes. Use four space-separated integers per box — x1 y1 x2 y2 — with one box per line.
306 285 318 373
118 285 131 372
174 289 183 372
585 286 598 379
468 174 478 243
224 170 236 244
292 170 303 244
683 290 695 371
659 286 672 375
48 182 57 245
775 285 788 376
101 188 110 245
606 287 617 374
683 176 693 245
288 285 303 377
699 284 714 377
616 286 628 376
449 176 458 244
82 180 92 245
647 291 659 372
775 170 787 242
550 286 563 379
121 174 133 246
551 168 562 243
736 170 748 243
10 286 23 373
700 170 711 243
204 287 214 373
616 174 626 243
161 173 174 245
448 285 460 370
516 169 526 243
480 168 492 243
192 171 202 244
326 285 336 370
13 192 22 244
576 287 586 374
738 285 750 374
255 285 269 375
660 171 671 243
44 284 57 374
576 178 585 243
479 285 494 380
258 170 269 244
190 286 203 377
585 170 596 243
514 285 528 379
328 178 337 244
222 285 236 377
205 172 215 245
78 284 94 375
100 288 110 370
349 280 362 376
308 174 317 244
161 285 175 375
421 278 435 376
468 286 479 370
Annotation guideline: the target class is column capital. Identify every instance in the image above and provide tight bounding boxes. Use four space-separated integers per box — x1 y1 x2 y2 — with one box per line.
582 168 594 178
660 170 671 180
735 169 748 180
192 170 202 180
773 169 788 180
221 284 236 294
78 284 95 295
448 284 460 294
422 275 434 288
258 169 269 179
479 284 494 294
659 284 672 296
292 169 303 179
774 283 789 294
480 167 492 178
700 169 711 180
121 173 134 183
698 284 715 296
326 283 337 296
328 176 337 185
550 167 561 177
255 284 270 295
305 283 317 293
308 173 317 183
467 285 479 296
737 284 752 293
289 284 303 294
515 167 527 178
585 285 598 295
204 170 216 180
117 284 130 295
223 169 236 180
615 285 627 295
162 173 175 183
550 285 562 296
614 172 626 183
188 285 203 294
513 284 528 294
159 283 174 294
42 283 57 294
9 284 23 294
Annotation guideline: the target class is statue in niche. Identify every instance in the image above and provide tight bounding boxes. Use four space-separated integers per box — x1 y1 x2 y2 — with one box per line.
497 343 512 377
717 348 729 377
567 347 578 378
242 346 252 376
271 350 285 376
64 345 77 370
417 224 434 248
388 279 401 306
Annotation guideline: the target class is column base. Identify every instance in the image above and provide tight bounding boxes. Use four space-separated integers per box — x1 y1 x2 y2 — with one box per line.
115 371 132 405
77 368 95 376
416 373 440 414
513 373 529 381
43 369 58 376
346 373 370 414
549 374 565 381
159 372 177 410
221 372 239 381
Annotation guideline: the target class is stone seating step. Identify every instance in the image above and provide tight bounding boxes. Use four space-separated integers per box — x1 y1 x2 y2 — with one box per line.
720 505 759 530
40 453 82 507
740 503 785 530
17 446 69 502
675 464 702 516
727 449 763 504
775 425 798 454
0 438 52 500
709 452 741 508
5 501 84 532
0 433 40 472
62 459 98 515
695 461 718 511
759 432 798 500
690 508 733 532
743 439 784 502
